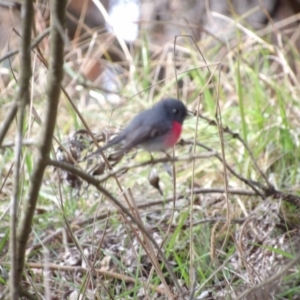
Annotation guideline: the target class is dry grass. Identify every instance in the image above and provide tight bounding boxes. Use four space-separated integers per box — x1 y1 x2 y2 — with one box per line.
1 4 300 299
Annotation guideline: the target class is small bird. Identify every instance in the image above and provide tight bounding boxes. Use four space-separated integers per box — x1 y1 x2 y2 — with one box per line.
91 98 188 156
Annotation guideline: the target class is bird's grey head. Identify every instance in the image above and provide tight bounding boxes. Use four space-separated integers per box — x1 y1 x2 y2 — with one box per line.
159 98 188 124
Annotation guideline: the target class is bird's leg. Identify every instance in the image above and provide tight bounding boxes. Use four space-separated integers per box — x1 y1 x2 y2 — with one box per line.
162 150 173 177
149 152 154 161
162 150 171 158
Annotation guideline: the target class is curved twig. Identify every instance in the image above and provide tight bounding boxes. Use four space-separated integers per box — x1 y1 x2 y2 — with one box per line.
48 158 185 298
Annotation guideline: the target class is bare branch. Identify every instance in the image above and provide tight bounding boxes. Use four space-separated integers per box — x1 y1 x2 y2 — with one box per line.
198 113 274 190
0 30 50 149
9 0 33 298
95 152 217 183
181 139 266 198
48 158 185 298
0 139 35 149
0 28 50 64
0 102 17 147
26 262 167 296
14 0 67 291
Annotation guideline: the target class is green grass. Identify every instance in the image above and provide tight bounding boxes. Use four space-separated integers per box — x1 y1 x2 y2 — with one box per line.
1 12 300 300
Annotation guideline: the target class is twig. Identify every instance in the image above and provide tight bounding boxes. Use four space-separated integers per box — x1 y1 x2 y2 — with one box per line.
26 263 168 296
189 93 202 289
181 139 265 198
0 31 50 150
9 0 34 298
14 0 67 292
0 27 50 64
47 158 185 298
87 214 114 298
95 152 216 183
191 187 256 196
213 55 232 258
0 102 18 148
198 113 274 191
0 139 35 149
26 189 251 254
127 190 174 299
59 84 133 208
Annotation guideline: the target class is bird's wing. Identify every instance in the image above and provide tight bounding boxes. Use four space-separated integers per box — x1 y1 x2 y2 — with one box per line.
120 119 171 152
86 132 126 158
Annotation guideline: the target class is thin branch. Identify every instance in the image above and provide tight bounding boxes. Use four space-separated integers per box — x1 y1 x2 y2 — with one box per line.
0 27 50 64
191 187 256 196
180 139 266 198
198 113 274 191
94 152 217 183
47 158 185 298
0 102 18 147
214 60 232 261
126 190 174 299
189 94 202 291
0 29 50 149
26 262 167 295
26 188 252 254
9 0 33 298
14 0 67 290
0 139 35 149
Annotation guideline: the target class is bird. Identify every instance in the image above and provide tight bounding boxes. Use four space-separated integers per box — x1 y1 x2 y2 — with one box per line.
90 98 188 157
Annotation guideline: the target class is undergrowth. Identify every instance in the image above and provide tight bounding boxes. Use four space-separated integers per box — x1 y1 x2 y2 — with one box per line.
1 5 300 300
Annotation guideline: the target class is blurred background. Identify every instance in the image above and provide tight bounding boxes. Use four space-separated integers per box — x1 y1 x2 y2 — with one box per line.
1 2 300 298
1 0 300 105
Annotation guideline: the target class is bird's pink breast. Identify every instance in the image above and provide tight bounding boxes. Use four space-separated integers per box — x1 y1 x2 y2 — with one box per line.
165 121 182 147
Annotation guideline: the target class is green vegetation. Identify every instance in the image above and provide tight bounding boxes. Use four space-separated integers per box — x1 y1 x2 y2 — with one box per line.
1 10 300 300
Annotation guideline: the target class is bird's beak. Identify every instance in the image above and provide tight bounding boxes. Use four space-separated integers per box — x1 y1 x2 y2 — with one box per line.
186 110 195 118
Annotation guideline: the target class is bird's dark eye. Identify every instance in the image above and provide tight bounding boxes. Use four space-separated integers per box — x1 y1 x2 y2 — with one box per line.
173 108 178 114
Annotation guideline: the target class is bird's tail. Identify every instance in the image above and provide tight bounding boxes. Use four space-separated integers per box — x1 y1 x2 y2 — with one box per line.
86 134 125 159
